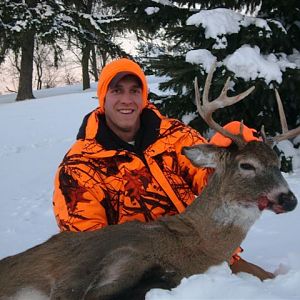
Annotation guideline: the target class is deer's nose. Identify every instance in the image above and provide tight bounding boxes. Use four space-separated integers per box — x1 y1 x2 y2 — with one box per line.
278 191 297 211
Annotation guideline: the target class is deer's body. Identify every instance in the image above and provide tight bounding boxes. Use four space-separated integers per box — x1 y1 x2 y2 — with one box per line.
0 141 297 300
0 198 250 299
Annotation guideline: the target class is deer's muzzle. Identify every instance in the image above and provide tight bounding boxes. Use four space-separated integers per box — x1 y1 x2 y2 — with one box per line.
277 191 297 212
258 191 297 214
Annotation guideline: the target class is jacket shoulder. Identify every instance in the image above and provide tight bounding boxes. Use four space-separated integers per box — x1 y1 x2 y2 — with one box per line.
160 117 206 142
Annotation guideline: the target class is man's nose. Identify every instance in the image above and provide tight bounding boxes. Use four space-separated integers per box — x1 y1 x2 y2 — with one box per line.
119 92 133 104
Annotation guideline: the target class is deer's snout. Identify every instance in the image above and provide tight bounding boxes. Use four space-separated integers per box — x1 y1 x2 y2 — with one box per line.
278 191 297 212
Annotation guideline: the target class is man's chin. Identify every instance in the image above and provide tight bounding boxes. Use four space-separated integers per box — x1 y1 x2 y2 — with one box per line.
115 120 140 133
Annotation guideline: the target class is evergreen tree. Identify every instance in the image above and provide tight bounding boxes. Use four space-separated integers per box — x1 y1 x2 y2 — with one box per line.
257 0 300 132
101 0 189 34
145 1 300 138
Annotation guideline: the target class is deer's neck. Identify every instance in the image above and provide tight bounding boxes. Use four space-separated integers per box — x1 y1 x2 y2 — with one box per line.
174 175 261 260
210 199 260 231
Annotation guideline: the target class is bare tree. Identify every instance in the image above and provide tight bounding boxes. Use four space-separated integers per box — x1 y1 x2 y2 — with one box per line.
16 31 35 101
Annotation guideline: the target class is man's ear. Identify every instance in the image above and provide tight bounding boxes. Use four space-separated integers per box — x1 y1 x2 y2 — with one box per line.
181 144 225 168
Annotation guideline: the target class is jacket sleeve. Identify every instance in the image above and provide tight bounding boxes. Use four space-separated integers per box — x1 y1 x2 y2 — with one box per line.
53 165 108 232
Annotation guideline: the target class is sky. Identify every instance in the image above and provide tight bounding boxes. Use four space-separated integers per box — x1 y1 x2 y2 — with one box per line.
1 6 300 300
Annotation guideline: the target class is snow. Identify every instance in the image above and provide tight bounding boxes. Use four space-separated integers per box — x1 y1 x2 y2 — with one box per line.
79 13 106 33
35 3 54 18
223 45 285 84
182 112 198 125
268 19 287 33
288 49 300 68
185 49 217 72
147 263 300 300
187 8 244 36
12 20 28 32
151 0 173 6
185 44 299 87
277 140 300 170
186 8 273 49
0 88 97 258
0 77 300 299
145 7 160 15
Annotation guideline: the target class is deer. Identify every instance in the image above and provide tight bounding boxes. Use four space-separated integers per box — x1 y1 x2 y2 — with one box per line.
0 62 299 300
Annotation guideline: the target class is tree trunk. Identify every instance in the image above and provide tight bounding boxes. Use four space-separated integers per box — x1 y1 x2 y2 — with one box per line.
36 59 42 90
100 49 109 68
82 42 91 90
90 45 99 82
16 31 35 101
81 0 94 90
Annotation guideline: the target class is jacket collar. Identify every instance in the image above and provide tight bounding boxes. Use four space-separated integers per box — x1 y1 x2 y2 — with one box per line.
96 107 161 154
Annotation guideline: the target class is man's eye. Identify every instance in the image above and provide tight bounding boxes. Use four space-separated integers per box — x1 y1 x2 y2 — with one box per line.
131 89 141 94
240 163 256 171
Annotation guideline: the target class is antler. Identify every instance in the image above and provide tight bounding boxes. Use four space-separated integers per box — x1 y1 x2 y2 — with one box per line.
268 89 300 143
195 61 255 148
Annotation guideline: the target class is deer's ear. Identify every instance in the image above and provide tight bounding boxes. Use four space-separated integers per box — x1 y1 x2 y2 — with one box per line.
181 144 225 168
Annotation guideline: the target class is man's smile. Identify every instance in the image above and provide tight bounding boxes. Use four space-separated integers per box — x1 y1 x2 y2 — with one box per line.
117 108 135 114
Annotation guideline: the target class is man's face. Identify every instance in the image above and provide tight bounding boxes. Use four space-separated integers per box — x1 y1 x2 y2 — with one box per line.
104 76 143 142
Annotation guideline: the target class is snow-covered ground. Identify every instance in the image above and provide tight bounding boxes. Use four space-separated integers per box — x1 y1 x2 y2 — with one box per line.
0 79 300 299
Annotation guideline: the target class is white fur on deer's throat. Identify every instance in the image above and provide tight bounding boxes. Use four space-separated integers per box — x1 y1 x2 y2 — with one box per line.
212 201 261 232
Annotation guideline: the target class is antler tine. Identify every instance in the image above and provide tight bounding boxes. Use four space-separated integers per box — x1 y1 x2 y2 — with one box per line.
194 76 202 113
271 89 300 143
260 125 274 147
195 61 255 148
273 127 300 143
275 88 288 134
260 125 267 142
202 61 217 106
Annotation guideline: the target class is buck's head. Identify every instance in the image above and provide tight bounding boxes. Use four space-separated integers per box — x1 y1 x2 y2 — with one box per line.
182 140 297 214
182 61 298 214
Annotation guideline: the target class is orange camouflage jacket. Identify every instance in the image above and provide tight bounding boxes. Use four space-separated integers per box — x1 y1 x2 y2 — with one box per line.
53 104 210 232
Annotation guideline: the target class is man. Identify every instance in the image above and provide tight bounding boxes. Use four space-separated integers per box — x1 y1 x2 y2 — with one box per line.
53 58 274 280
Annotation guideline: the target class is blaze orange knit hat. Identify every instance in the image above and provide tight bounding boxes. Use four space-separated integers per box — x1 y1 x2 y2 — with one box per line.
210 121 260 147
97 58 149 110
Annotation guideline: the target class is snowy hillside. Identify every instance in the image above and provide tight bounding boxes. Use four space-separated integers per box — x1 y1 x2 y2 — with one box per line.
0 80 300 299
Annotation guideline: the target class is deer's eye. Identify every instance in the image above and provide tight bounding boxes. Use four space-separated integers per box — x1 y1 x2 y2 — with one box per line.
240 163 256 171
